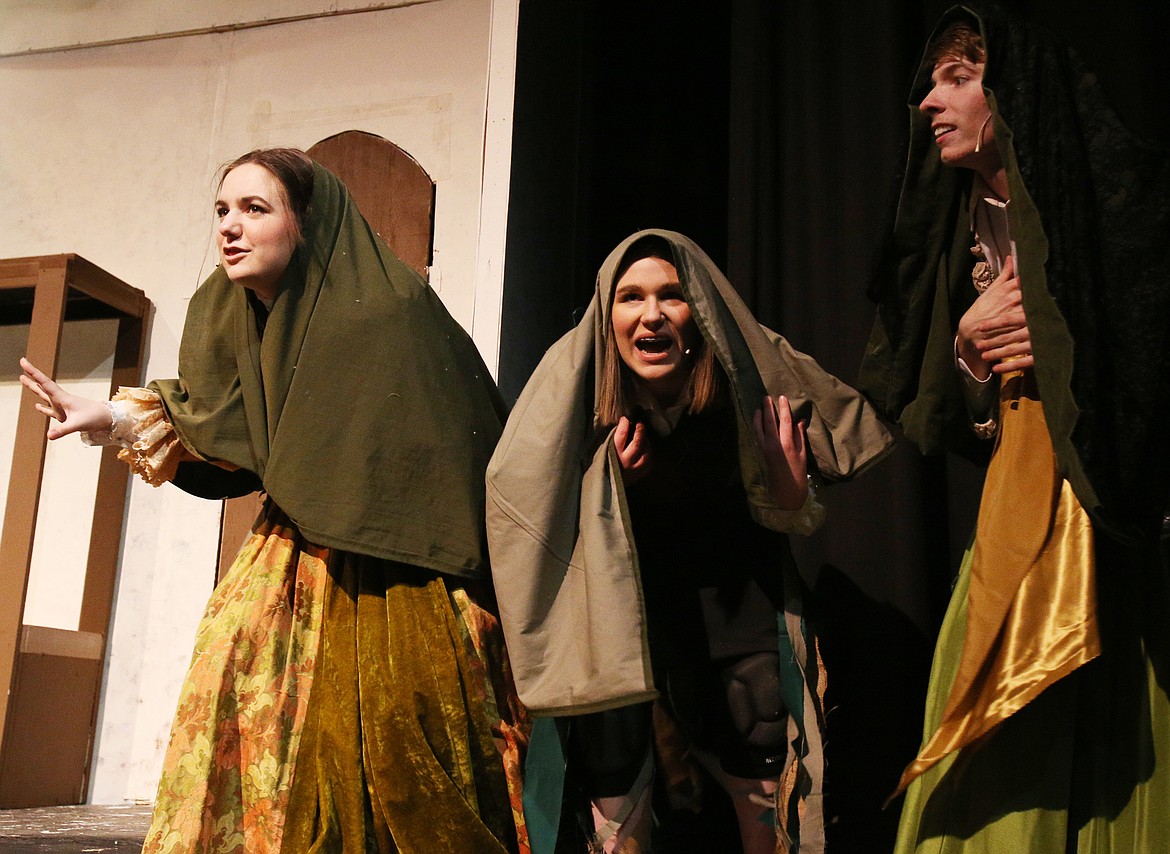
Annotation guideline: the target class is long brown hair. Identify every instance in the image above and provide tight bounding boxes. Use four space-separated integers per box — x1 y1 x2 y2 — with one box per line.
597 236 723 427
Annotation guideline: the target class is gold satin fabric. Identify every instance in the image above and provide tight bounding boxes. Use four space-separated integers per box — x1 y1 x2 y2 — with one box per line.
897 369 1099 791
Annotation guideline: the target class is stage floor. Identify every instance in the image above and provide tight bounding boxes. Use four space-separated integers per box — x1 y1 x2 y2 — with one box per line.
0 804 150 852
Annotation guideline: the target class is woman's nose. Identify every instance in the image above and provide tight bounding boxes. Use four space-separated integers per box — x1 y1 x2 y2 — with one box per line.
641 298 663 323
218 211 240 236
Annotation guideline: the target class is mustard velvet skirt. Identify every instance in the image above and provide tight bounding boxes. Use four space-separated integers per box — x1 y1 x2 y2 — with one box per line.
142 503 527 853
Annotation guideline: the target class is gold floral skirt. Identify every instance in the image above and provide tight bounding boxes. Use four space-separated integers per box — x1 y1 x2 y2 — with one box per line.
142 503 528 853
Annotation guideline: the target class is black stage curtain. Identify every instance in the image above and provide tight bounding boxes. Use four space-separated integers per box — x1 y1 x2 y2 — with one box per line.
727 3 954 844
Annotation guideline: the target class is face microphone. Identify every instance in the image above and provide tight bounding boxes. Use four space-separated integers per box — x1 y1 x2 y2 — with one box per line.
974 113 992 153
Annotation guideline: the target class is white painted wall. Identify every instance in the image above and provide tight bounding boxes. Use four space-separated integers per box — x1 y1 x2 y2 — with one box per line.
0 1 423 56
0 0 516 804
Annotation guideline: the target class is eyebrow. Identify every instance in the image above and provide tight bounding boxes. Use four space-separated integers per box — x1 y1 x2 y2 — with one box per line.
932 59 981 82
215 194 272 208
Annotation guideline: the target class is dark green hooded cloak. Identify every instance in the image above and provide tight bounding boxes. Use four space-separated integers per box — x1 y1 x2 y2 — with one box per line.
152 161 506 578
861 3 1170 547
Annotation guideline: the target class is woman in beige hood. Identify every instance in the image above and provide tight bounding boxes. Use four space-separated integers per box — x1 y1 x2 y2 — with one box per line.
487 230 892 853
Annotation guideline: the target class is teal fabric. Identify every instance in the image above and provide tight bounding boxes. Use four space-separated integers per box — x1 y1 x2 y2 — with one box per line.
522 718 568 854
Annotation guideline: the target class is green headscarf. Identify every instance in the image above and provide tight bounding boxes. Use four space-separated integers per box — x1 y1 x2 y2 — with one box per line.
153 160 506 579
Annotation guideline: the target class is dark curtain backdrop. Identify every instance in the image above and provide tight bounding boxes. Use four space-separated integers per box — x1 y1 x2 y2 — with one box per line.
727 4 958 845
499 1 1167 850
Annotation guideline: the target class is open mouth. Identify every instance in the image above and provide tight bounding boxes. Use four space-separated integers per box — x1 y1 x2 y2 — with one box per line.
933 125 955 139
636 336 673 353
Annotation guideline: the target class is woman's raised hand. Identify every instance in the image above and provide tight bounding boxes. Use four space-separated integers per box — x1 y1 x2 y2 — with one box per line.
753 394 809 511
19 357 112 440
613 415 653 485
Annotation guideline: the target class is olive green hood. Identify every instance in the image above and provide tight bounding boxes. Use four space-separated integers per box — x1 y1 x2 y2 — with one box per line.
154 161 506 578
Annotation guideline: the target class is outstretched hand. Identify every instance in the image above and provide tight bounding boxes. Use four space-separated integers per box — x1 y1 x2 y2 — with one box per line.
613 415 653 485
19 357 111 440
753 394 808 511
956 255 1034 377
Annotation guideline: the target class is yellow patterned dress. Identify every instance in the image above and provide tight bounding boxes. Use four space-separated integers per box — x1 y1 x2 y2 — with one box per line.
103 390 529 854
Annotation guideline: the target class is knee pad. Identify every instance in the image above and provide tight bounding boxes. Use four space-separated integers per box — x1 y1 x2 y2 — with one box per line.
723 651 788 757
572 703 653 796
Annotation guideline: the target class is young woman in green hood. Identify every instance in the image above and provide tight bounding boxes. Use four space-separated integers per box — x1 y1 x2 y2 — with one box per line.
21 148 526 853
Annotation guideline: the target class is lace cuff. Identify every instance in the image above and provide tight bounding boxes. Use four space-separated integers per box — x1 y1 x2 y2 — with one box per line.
754 478 825 537
783 480 826 536
954 336 999 439
81 388 184 486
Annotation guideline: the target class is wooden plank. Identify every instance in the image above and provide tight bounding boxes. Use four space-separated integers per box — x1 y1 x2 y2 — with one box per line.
0 258 68 764
0 255 148 316
64 256 149 320
78 314 146 635
0 650 103 807
217 493 264 583
0 257 45 290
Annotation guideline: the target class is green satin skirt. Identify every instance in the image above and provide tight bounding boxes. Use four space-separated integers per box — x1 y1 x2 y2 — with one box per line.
895 535 1170 853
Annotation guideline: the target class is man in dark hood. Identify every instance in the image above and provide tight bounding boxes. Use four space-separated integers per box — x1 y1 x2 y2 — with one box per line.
861 5 1170 851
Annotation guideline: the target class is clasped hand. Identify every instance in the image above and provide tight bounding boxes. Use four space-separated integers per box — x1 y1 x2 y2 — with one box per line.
613 395 809 510
19 357 111 440
956 255 1034 379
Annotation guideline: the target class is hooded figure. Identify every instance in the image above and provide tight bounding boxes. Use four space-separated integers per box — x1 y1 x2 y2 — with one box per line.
488 229 892 853
861 5 1170 850
22 150 527 853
